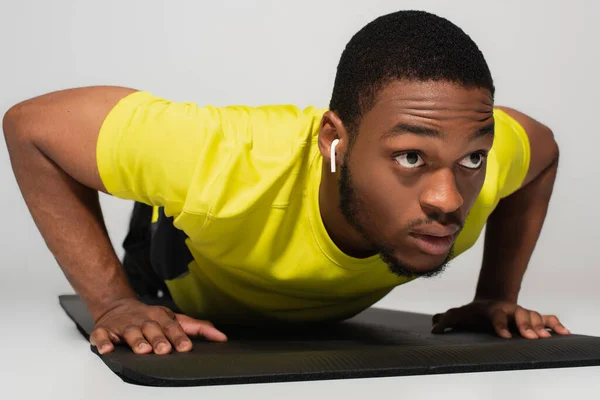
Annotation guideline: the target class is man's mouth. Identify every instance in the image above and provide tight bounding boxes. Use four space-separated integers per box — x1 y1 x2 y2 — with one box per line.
409 232 456 256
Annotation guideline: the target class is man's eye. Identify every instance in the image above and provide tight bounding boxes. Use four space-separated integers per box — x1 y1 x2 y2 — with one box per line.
395 152 425 169
459 152 486 169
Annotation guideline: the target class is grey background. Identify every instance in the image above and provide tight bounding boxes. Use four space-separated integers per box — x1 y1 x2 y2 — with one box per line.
1 0 599 399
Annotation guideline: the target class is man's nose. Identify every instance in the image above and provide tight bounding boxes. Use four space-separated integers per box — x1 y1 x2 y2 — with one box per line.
419 168 464 217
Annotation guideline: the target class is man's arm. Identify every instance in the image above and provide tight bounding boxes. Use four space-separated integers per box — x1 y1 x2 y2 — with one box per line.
475 106 558 303
3 87 139 314
472 106 569 338
3 87 226 354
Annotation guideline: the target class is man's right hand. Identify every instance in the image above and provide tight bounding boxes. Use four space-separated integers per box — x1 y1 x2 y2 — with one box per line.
89 298 227 355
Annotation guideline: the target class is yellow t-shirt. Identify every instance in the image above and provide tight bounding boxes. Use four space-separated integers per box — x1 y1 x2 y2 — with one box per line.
97 91 530 323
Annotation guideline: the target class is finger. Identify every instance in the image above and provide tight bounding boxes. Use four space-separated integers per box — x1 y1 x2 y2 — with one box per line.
543 315 571 335
432 307 461 325
431 311 459 334
431 319 453 334
431 322 447 334
159 318 193 352
122 325 153 354
491 309 512 339
90 327 114 354
514 307 538 339
530 311 551 338
107 330 121 344
141 320 172 355
176 314 228 342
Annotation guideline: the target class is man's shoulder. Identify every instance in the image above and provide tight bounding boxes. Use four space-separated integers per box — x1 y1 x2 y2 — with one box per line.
177 103 324 221
212 104 326 155
218 104 326 134
490 108 531 196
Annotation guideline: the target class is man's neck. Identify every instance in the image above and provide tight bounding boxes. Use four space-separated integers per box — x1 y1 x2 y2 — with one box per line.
318 162 377 259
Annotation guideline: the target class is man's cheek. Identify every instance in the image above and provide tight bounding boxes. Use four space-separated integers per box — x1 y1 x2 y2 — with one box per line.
364 189 407 231
462 184 484 215
456 177 486 216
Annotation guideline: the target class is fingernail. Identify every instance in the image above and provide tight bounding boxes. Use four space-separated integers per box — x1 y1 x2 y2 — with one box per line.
138 343 151 351
527 329 538 338
177 340 191 350
100 344 110 354
157 343 170 353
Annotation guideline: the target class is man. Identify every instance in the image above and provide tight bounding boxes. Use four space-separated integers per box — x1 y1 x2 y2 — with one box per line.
3 10 569 356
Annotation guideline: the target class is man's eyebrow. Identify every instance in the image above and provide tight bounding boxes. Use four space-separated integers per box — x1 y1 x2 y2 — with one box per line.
472 122 495 140
381 122 495 141
382 123 442 140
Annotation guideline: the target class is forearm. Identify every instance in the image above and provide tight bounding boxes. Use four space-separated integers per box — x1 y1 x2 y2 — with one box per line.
3 105 137 320
475 155 559 303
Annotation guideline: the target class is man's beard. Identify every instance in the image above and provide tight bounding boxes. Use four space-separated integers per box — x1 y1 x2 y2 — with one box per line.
337 157 453 278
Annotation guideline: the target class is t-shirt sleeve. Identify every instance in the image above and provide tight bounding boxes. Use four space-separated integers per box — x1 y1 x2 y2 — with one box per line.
492 108 532 199
96 91 228 217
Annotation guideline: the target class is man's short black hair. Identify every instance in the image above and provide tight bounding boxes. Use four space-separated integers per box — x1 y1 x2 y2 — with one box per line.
329 10 495 134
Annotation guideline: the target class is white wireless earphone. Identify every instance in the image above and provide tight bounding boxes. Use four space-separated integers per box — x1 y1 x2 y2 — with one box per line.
330 139 340 173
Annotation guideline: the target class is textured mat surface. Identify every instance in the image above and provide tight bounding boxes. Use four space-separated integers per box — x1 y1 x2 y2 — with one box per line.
59 294 600 386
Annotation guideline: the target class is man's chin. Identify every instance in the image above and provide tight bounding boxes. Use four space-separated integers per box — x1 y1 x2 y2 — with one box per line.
379 246 454 278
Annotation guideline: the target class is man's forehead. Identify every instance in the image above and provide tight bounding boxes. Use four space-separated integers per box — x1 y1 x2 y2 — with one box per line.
372 79 494 114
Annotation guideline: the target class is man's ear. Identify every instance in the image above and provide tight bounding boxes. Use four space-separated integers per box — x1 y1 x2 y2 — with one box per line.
318 111 350 168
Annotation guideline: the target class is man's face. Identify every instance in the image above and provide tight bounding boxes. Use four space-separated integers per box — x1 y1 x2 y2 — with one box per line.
339 79 495 278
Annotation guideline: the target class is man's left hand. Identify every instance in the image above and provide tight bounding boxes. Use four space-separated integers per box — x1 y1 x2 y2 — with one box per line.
431 300 571 339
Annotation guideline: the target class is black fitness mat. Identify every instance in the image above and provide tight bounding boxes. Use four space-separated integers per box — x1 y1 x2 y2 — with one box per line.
59 294 600 387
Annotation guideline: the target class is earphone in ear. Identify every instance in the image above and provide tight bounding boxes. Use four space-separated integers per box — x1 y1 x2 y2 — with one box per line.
330 139 340 173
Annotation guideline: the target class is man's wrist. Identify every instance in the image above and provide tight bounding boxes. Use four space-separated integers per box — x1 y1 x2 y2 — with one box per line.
86 292 139 322
79 269 139 322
